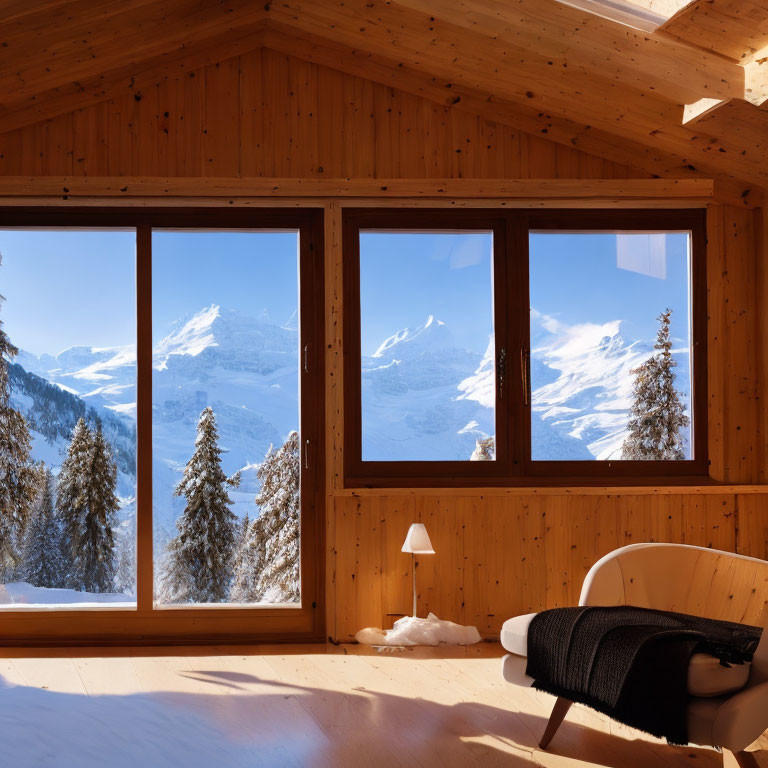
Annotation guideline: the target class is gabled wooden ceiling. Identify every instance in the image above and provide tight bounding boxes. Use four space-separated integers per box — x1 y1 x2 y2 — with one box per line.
1 0 766 194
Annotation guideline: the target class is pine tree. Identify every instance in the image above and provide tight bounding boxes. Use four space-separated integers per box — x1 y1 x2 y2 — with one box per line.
57 418 92 587
114 515 136 596
0 256 37 573
79 425 118 592
470 436 495 461
232 432 300 604
19 465 66 588
57 419 119 592
231 512 261 604
621 309 690 460
159 407 237 603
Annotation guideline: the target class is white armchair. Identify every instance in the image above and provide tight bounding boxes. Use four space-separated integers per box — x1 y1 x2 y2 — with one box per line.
501 543 768 767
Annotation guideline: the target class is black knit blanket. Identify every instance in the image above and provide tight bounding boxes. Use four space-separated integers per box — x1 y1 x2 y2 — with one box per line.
525 606 762 745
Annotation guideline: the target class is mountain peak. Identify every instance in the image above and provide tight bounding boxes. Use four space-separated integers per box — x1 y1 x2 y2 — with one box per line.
372 315 450 358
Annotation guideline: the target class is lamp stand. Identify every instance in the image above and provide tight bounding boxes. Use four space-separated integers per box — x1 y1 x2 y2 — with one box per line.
412 553 417 618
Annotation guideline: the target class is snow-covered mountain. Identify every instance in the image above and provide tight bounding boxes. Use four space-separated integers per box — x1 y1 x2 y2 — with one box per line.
10 304 693 543
529 310 691 460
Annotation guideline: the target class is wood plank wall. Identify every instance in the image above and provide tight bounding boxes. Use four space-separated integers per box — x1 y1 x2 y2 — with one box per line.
0 47 765 642
0 49 646 179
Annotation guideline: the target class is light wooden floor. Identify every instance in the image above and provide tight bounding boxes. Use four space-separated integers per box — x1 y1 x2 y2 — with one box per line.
0 642 766 767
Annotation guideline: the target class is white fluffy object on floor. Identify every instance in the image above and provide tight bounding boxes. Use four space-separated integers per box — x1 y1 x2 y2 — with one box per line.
355 613 482 647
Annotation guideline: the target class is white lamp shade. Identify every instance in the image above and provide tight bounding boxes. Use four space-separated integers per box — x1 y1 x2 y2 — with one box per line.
401 523 435 554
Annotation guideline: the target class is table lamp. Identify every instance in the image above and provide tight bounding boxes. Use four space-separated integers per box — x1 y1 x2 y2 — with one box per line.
401 523 435 618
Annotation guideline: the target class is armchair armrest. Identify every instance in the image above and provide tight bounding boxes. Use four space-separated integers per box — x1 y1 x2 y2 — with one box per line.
709 680 768 753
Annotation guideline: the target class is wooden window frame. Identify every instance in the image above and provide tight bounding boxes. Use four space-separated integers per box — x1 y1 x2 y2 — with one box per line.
0 207 325 645
343 208 708 488
343 209 523 487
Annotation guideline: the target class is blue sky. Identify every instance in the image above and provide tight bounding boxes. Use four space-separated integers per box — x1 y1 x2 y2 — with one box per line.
529 231 691 345
0 229 299 356
0 227 690 360
151 230 298 335
360 231 495 355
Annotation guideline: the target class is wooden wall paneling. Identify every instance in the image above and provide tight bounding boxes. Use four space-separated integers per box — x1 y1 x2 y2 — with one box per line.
757 204 768 483
371 85 397 178
155 77 176 177
343 74 375 178
722 205 759 482
520 496 546 614
178 71 205 177
524 133 558 179
239 49 265 177
736 493 768 561
289 56 320 178
261 51 292 178
421 101 449 178
707 203 727 481
316 65 346 178
327 492 766 640
203 59 241 176
398 91 427 180
0 49 666 184
135 85 161 178
379 497 415 624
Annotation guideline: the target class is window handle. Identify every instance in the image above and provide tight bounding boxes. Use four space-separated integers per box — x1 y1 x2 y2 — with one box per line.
304 439 310 470
498 347 506 399
521 348 530 406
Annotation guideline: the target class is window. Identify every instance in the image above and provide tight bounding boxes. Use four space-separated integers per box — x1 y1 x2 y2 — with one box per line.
344 210 519 485
0 209 323 642
344 209 707 485
152 229 301 606
0 228 136 607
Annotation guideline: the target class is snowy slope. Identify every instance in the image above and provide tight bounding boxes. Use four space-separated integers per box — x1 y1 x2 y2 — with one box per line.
530 310 691 460
12 304 693 546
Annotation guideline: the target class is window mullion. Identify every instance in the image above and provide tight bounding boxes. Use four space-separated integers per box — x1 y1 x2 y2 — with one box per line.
135 224 153 612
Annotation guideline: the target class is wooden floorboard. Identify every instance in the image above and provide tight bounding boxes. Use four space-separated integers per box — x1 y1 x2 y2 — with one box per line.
0 642 765 767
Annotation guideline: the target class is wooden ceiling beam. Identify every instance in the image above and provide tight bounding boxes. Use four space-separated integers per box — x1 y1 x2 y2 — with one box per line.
392 0 743 104
0 23 268 135
262 21 760 207
659 0 768 62
0 0 267 109
263 0 768 188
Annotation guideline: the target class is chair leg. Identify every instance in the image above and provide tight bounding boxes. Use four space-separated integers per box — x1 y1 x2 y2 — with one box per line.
724 751 761 768
539 697 573 749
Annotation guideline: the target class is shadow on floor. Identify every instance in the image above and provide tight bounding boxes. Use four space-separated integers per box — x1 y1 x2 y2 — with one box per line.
1 661 732 768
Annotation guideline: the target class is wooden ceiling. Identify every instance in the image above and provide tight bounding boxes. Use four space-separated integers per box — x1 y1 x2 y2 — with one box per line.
0 0 766 194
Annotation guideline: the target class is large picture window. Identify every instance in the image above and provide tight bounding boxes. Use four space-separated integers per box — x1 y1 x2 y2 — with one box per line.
344 209 707 485
0 209 324 643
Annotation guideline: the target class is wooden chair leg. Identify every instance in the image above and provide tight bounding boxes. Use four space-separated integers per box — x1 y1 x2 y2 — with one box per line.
724 751 761 768
539 697 573 749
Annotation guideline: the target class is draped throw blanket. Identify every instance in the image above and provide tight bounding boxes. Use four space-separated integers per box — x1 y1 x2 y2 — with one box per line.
526 606 762 745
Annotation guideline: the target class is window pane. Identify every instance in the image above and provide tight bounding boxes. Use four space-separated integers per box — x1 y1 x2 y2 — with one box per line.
152 230 300 606
0 229 136 607
359 231 495 461
529 231 693 461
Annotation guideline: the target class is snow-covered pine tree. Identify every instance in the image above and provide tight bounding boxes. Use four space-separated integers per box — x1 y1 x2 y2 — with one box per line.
57 418 93 588
160 407 237 603
230 512 262 604
114 515 136 596
77 424 119 593
58 418 120 592
237 431 301 604
470 436 495 461
19 465 66 588
621 308 690 460
0 255 37 573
